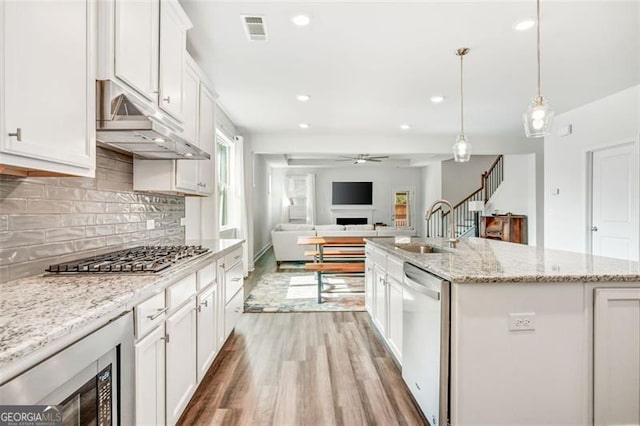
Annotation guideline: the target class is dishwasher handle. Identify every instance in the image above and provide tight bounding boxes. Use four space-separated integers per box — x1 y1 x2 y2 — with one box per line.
403 268 442 301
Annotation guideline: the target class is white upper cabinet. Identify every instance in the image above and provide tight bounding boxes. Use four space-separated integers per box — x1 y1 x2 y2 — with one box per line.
175 58 200 192
159 0 191 121
0 0 95 177
113 0 159 101
197 85 216 196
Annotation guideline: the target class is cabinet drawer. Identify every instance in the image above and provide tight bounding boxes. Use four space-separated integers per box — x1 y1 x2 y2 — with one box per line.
224 287 243 338
225 262 243 304
387 255 403 279
224 247 243 270
370 247 387 269
197 263 215 291
135 292 166 339
166 273 197 311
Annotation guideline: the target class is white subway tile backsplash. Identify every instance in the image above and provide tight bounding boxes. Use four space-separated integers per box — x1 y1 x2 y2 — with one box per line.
0 147 185 280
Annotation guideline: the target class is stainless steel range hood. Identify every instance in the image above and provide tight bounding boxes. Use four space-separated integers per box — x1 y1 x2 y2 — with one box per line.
96 80 210 160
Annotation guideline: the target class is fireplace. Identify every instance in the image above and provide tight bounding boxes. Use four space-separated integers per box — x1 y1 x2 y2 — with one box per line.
337 217 368 225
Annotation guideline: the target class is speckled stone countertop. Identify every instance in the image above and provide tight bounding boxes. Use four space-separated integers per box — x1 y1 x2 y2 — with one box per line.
365 237 640 284
0 239 243 381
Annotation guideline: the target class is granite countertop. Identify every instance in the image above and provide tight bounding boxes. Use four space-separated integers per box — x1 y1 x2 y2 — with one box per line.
0 239 244 380
365 237 640 284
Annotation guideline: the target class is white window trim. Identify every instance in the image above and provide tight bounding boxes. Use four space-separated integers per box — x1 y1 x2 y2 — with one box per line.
216 130 234 232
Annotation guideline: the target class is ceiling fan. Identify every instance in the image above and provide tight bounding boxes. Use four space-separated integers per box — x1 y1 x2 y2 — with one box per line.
336 154 390 164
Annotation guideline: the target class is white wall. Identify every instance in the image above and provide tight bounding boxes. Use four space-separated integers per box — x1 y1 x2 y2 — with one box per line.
251 154 274 260
484 154 537 246
544 85 640 255
441 155 497 204
271 166 423 230
420 162 442 236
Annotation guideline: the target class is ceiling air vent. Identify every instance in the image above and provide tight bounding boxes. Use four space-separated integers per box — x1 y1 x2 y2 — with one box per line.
242 15 267 41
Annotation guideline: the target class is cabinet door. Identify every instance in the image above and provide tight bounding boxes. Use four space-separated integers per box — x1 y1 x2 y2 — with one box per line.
134 325 166 426
196 286 217 383
594 288 640 426
387 277 403 363
225 262 244 304
197 85 216 195
1 0 94 173
114 0 159 100
224 287 244 339
216 259 227 350
159 0 186 121
373 265 387 336
166 299 197 426
175 61 200 192
365 262 375 316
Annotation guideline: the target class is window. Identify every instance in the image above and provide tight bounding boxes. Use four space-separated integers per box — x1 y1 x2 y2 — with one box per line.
216 132 232 229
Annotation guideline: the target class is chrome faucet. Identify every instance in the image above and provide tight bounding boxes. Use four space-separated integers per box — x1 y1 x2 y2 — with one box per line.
425 199 458 247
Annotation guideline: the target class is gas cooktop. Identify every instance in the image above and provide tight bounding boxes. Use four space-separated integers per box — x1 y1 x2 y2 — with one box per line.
46 245 210 274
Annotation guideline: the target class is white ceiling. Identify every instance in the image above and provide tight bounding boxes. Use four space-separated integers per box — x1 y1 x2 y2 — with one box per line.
181 0 639 139
260 152 451 167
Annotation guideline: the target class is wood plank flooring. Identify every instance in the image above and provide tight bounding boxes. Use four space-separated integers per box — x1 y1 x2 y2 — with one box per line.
177 312 426 425
178 248 426 425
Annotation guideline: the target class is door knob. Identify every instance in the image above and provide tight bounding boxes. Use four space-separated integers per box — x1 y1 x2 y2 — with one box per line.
591 226 598 232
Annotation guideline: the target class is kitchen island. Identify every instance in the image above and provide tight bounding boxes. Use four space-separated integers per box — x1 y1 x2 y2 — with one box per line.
364 237 640 426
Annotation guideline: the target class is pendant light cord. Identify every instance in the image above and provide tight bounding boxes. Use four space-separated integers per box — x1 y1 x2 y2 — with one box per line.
537 0 541 98
460 52 464 135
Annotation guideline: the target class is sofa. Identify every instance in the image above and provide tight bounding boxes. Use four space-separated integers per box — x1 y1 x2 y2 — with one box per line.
270 223 416 264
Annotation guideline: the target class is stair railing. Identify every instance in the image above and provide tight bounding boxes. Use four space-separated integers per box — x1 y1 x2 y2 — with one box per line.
426 155 504 238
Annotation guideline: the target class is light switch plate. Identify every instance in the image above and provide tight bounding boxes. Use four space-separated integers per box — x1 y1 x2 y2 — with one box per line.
509 313 536 331
146 219 155 230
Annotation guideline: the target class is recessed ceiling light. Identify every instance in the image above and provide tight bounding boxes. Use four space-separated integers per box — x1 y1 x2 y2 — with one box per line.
296 94 310 102
514 19 535 31
298 123 310 129
400 124 411 130
291 15 310 26
430 95 445 104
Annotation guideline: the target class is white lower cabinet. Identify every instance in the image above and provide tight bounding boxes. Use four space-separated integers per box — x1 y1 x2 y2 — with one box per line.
196 285 217 383
365 261 375 315
373 264 387 337
165 298 197 425
224 288 244 339
387 276 403 362
216 259 227 349
134 324 166 426
594 287 640 426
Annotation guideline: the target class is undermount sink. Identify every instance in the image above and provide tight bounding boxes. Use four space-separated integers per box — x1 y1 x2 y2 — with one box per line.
392 243 447 254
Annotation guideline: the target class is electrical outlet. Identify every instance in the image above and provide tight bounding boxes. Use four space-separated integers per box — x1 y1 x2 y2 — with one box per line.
180 217 187 226
146 219 155 230
508 313 536 331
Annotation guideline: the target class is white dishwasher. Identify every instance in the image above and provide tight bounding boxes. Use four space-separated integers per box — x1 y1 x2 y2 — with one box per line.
402 262 450 426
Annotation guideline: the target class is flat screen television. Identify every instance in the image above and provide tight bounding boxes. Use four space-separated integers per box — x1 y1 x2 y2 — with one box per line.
332 182 373 205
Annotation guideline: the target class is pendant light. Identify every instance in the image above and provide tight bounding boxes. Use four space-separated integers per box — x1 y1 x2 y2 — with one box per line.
453 47 471 162
523 0 554 137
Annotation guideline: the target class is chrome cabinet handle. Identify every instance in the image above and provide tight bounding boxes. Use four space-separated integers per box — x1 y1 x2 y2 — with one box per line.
8 128 22 141
162 334 170 343
231 277 241 282
591 226 598 232
197 299 209 312
146 307 168 320
162 96 171 104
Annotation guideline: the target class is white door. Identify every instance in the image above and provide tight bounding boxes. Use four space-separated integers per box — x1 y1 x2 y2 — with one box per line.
591 142 640 261
594 288 640 426
1 0 93 170
165 299 197 425
196 286 217 383
134 325 166 426
114 0 159 101
159 0 186 121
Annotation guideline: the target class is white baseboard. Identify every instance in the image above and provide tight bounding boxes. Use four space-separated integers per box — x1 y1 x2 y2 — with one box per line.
254 242 273 263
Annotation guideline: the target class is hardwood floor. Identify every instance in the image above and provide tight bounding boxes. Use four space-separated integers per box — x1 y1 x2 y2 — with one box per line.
177 312 426 425
243 247 277 297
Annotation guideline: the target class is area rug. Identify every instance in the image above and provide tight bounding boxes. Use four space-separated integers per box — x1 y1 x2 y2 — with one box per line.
244 272 365 312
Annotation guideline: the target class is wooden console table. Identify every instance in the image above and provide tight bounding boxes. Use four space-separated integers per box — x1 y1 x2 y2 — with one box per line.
480 214 527 244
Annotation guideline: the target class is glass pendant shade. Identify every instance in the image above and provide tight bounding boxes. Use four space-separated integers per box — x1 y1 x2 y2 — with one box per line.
523 96 554 138
453 134 471 162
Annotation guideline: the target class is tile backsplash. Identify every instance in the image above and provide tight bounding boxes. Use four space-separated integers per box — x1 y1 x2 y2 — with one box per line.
0 147 185 281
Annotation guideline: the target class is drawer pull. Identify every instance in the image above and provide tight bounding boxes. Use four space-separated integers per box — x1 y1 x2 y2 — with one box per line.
197 300 209 312
8 128 22 141
231 277 241 282
146 307 168 320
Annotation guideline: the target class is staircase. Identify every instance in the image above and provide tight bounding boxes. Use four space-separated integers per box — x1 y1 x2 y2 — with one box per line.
426 155 504 238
